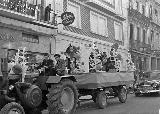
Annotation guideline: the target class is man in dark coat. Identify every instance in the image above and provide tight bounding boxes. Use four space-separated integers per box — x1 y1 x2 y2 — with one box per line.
44 4 52 22
38 53 54 76
54 54 66 76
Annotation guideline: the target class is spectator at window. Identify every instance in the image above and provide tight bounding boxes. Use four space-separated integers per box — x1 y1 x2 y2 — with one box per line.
44 4 52 22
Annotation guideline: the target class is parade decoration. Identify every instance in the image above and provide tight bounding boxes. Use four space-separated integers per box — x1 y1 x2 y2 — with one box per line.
89 41 102 72
65 44 82 74
126 52 136 71
65 44 80 60
13 47 28 82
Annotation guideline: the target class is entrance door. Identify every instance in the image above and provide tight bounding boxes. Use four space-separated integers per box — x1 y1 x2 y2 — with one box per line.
157 58 160 70
151 57 156 70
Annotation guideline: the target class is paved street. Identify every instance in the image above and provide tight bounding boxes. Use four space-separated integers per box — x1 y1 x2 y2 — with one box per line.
74 94 160 114
42 93 160 114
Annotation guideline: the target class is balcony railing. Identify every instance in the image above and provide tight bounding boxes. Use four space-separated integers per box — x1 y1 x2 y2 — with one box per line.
0 0 56 26
0 0 36 16
128 8 150 27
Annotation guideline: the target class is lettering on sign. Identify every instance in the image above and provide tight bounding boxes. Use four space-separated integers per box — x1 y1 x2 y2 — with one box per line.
22 33 39 43
61 12 75 26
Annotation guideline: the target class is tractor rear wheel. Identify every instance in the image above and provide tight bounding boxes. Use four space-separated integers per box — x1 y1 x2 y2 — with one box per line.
0 102 25 114
47 79 78 114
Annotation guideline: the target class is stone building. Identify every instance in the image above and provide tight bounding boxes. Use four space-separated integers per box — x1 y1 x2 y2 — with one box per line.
128 0 160 72
0 0 57 55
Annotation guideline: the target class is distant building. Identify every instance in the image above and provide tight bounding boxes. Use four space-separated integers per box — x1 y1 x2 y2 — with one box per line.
128 0 160 72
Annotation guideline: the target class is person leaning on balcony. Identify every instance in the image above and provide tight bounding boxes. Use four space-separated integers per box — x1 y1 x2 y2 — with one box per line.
44 4 52 22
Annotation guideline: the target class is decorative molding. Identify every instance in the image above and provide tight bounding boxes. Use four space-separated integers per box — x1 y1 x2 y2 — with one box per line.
58 29 128 52
72 0 126 22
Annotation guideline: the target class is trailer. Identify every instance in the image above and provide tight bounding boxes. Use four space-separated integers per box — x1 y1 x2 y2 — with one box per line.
75 71 134 108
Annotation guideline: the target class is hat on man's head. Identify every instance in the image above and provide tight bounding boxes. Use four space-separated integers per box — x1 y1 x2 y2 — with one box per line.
44 53 49 57
54 54 61 58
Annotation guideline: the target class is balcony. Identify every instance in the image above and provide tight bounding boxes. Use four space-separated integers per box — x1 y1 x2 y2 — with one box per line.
130 40 151 53
85 0 125 21
128 8 150 27
0 0 56 28
0 0 37 22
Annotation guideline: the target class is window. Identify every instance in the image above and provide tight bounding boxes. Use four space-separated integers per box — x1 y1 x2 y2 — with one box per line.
151 30 154 43
67 2 81 28
129 0 133 9
115 0 122 14
103 0 115 6
149 5 152 18
155 9 158 21
136 1 139 11
114 22 122 41
137 27 140 42
142 5 145 15
90 12 108 36
155 9 158 16
143 29 146 43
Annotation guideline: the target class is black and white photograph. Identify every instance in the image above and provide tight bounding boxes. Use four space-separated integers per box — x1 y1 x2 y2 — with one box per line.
0 0 160 114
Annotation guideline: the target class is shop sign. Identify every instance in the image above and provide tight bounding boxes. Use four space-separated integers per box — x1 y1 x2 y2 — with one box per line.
61 12 75 26
22 33 39 43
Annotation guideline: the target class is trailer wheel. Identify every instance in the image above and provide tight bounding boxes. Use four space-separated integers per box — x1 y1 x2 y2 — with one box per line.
0 96 6 109
96 91 107 109
47 79 78 114
0 102 25 114
118 86 127 103
92 94 97 103
135 92 140 97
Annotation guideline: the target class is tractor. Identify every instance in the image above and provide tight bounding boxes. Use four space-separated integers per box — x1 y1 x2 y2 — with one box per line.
0 47 78 114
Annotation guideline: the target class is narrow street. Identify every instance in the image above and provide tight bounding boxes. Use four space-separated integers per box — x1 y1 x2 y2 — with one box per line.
74 94 160 114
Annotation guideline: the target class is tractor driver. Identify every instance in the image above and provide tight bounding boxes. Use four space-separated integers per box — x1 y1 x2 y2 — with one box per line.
37 53 54 76
53 54 66 76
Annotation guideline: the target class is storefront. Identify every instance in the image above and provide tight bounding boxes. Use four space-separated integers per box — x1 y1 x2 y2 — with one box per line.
0 25 56 75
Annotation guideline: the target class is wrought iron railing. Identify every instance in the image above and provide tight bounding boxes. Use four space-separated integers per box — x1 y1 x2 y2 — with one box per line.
0 0 56 25
0 0 36 16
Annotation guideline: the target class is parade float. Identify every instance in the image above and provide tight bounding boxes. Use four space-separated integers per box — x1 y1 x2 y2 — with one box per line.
0 42 135 114
61 41 135 109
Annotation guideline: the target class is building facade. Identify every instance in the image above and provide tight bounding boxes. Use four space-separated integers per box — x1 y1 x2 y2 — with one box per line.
0 0 57 55
53 0 129 72
128 0 160 73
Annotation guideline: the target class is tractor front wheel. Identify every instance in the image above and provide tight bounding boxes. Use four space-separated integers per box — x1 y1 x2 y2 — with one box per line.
47 79 78 114
0 102 25 114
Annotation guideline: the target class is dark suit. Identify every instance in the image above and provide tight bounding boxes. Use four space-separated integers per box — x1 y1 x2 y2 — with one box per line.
55 59 66 76
38 59 54 76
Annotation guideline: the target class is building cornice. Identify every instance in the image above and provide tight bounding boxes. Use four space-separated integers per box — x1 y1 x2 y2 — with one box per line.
58 29 128 52
71 0 126 22
0 16 57 36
